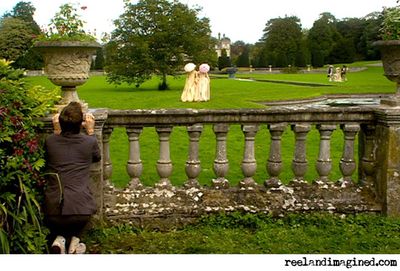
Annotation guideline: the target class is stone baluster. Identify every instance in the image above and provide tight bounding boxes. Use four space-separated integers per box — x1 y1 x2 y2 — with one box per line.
126 126 143 189
315 124 337 182
212 123 230 189
360 124 376 185
102 126 113 185
240 124 259 188
339 124 360 186
291 124 311 182
265 123 286 187
156 126 173 187
184 124 203 188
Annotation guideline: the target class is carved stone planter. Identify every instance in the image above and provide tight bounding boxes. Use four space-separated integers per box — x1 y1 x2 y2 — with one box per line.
34 41 100 110
373 40 400 106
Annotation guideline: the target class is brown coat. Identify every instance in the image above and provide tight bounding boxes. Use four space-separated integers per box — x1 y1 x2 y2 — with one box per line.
44 133 101 215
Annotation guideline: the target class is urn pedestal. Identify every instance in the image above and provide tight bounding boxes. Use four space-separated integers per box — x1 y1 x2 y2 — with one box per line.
34 41 100 111
374 40 400 107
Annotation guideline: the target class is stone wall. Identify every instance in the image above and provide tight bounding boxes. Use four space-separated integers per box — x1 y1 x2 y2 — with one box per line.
103 180 380 230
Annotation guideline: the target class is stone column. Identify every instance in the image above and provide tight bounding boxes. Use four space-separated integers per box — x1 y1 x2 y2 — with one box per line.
265 123 286 187
339 124 360 186
185 124 203 188
291 124 311 182
126 126 143 189
102 126 113 186
90 109 108 221
240 124 259 188
212 123 230 189
156 126 173 187
359 124 376 185
374 108 400 216
315 124 336 182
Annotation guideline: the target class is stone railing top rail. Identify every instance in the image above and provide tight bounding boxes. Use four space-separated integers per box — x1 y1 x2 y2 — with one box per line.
105 106 377 127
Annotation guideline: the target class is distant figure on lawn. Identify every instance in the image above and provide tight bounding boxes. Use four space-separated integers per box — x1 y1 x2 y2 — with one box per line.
341 65 348 81
197 63 210 101
181 63 198 102
333 67 342 82
327 65 334 82
181 63 211 102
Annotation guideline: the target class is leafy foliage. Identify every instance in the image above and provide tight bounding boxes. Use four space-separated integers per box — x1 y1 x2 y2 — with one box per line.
380 5 400 40
217 48 231 70
0 1 43 69
37 3 95 41
2 1 41 33
0 59 58 253
105 0 216 89
0 17 37 62
260 16 306 67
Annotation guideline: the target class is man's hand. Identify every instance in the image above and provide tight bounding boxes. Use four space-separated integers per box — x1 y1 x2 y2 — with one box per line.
52 113 61 135
82 113 95 135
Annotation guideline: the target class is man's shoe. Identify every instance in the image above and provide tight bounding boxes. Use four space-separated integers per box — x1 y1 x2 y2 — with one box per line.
50 235 66 254
68 236 80 254
75 243 86 254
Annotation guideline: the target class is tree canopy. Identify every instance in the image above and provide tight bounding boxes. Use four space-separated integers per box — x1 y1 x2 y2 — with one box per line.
105 0 216 90
0 1 43 69
0 17 35 61
260 16 306 67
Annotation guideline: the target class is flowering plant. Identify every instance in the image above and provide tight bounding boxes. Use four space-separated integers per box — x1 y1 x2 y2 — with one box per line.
0 59 58 253
37 3 95 42
380 2 400 40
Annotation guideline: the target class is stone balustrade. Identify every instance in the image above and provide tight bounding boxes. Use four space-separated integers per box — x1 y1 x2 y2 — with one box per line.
38 103 400 229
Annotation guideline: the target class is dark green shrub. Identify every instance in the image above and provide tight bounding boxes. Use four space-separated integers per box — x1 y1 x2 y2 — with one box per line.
0 59 58 253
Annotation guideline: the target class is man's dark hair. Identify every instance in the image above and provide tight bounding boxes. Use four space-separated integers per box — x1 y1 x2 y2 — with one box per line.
59 102 83 134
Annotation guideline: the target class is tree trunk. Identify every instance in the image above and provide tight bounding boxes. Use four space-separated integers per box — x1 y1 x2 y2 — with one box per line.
158 73 169 90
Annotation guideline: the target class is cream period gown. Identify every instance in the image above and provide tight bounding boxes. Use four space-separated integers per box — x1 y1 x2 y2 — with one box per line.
181 70 198 102
197 72 210 101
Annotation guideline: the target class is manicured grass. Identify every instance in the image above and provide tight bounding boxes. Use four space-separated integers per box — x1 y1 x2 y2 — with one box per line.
29 64 400 254
83 212 400 254
28 64 394 187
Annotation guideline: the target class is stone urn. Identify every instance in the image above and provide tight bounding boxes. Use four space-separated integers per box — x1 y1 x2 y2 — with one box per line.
34 41 101 111
373 40 400 106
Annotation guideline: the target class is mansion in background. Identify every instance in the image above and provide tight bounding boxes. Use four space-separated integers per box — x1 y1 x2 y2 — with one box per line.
215 33 231 58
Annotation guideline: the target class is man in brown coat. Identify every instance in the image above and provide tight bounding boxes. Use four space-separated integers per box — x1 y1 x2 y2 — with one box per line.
44 102 101 254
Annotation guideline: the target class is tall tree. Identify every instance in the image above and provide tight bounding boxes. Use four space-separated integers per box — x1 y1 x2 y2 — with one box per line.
218 48 231 70
1 1 43 69
231 41 250 67
308 12 339 67
236 45 250 67
359 12 382 60
335 17 364 61
105 0 216 90
230 40 245 65
0 17 34 62
250 42 268 68
6 1 41 34
260 16 306 67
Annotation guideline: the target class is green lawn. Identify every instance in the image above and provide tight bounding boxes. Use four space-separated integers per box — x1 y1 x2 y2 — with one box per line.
84 212 400 254
29 63 400 254
28 64 394 187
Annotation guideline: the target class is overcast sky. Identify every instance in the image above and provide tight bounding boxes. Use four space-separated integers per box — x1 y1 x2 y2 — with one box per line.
0 0 397 43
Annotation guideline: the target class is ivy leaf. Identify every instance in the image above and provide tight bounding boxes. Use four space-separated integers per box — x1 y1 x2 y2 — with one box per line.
32 158 45 171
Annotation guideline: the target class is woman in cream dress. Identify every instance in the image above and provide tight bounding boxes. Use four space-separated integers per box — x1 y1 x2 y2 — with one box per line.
197 63 210 101
181 63 198 102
